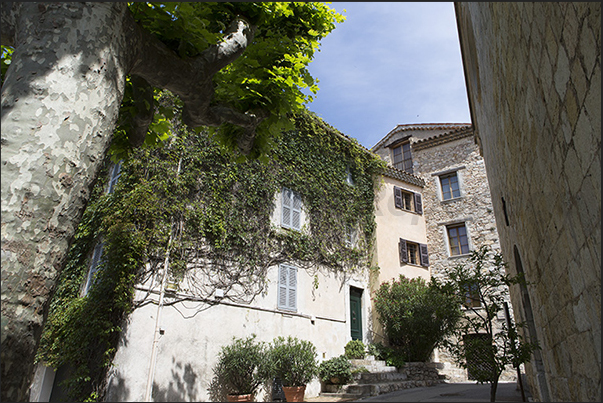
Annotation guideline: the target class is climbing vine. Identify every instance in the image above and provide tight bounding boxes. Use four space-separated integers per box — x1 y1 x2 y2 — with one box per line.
36 96 385 401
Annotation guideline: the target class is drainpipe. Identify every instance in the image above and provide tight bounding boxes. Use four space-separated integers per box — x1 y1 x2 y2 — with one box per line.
143 232 172 402
144 157 181 401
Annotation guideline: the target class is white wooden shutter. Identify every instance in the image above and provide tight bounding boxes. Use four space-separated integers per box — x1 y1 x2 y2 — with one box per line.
291 192 301 230
288 266 297 311
278 264 297 311
282 188 292 228
278 265 288 309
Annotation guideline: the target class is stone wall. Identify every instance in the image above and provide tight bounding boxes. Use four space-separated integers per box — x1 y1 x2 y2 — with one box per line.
456 3 601 402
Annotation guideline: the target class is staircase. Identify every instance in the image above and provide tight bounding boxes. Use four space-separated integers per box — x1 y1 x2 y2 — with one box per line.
319 356 445 400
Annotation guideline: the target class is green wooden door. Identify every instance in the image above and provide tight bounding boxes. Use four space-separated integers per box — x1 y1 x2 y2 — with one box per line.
350 287 363 341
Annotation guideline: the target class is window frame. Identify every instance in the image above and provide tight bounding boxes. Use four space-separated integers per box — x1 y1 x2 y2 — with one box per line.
277 264 297 312
440 172 461 200
392 141 413 173
83 242 104 296
463 283 482 309
446 223 470 256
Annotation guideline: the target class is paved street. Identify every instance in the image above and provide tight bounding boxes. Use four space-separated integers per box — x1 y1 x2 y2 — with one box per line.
356 381 531 402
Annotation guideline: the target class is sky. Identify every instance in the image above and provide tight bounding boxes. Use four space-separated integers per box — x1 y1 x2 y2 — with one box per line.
303 2 471 149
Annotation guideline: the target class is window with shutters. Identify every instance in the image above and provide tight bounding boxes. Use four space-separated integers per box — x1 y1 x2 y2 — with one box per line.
281 187 302 231
399 238 429 267
440 172 461 200
393 187 423 214
392 142 413 173
345 167 355 186
345 225 357 248
447 223 470 256
83 242 104 296
278 264 297 311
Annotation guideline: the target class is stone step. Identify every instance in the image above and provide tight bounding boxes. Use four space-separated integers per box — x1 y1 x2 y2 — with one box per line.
343 379 442 397
318 391 363 400
356 371 408 384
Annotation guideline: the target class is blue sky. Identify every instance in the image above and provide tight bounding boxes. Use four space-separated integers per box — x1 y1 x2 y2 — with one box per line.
303 2 471 149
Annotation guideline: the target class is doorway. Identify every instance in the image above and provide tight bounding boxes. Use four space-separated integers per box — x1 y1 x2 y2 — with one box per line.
350 287 363 341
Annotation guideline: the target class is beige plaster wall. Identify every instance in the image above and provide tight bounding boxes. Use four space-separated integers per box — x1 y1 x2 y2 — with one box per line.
373 176 429 285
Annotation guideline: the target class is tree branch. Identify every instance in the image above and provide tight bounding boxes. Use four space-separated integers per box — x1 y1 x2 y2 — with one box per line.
126 11 268 154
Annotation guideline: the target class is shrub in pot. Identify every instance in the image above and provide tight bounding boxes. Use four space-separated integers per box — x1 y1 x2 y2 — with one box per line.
344 339 366 359
318 355 352 385
266 336 318 402
210 334 267 402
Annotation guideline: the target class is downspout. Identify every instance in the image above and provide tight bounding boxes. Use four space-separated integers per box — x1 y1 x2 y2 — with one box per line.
143 156 182 402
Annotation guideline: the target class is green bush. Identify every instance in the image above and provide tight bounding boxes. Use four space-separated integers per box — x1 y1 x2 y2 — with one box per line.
373 275 462 362
366 342 406 369
344 339 366 359
318 355 352 384
266 336 318 387
210 335 268 396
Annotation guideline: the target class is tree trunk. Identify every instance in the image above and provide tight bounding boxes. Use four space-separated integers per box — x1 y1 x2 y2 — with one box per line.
1 3 132 401
490 379 498 402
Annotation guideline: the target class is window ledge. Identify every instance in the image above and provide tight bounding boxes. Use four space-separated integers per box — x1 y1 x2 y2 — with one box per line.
441 196 464 204
402 263 428 269
395 207 423 215
448 253 472 260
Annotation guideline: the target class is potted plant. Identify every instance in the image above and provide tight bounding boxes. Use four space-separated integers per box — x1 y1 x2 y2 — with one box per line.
210 334 267 402
318 355 352 385
266 336 318 402
344 339 366 359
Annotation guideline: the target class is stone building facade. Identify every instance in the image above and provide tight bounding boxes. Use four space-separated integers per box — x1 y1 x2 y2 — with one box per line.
372 123 516 382
455 2 600 402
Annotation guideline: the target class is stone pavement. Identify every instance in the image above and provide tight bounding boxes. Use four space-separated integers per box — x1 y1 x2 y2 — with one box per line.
304 381 532 402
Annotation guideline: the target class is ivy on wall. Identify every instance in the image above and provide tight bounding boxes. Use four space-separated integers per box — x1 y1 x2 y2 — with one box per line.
36 98 385 401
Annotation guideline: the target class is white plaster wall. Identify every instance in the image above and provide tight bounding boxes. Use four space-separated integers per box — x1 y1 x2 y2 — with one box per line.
106 262 370 402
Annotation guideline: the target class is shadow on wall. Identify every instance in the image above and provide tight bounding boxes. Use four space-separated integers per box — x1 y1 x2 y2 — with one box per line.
152 361 199 402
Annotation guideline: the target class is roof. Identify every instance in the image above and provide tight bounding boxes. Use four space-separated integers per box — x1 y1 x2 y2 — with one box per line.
370 123 471 151
412 125 474 151
382 166 425 188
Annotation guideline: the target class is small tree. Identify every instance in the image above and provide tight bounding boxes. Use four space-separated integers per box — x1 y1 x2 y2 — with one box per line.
439 246 538 402
373 275 462 362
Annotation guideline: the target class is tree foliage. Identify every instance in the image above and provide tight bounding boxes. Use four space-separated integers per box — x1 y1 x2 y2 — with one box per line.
110 2 345 160
438 246 539 402
373 275 462 362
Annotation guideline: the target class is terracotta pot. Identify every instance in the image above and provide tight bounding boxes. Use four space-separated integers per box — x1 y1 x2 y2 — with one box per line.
330 377 341 384
226 393 254 402
282 385 306 402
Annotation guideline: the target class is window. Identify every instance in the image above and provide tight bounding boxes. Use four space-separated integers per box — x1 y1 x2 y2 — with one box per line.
463 283 481 308
107 161 122 194
345 225 357 248
83 242 104 296
440 172 461 200
399 238 429 267
278 264 297 311
394 187 423 214
282 188 302 230
345 167 354 186
392 142 413 173
447 223 470 256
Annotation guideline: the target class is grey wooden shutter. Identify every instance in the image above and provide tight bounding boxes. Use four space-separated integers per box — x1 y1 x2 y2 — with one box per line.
394 187 402 209
419 243 429 267
414 192 423 214
399 238 408 264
